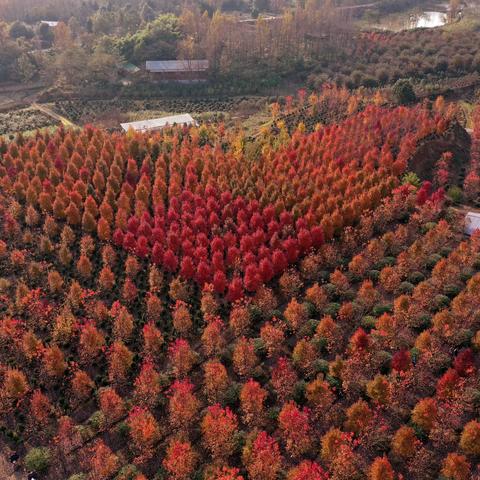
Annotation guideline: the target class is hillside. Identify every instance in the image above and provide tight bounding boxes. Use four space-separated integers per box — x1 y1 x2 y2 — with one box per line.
0 96 480 480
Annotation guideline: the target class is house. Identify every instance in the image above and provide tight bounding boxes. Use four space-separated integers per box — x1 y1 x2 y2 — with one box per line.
120 114 197 133
145 60 209 82
464 211 480 236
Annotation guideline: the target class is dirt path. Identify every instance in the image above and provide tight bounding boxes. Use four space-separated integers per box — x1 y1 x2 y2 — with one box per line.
32 102 78 129
0 451 23 480
0 83 46 112
337 1 380 10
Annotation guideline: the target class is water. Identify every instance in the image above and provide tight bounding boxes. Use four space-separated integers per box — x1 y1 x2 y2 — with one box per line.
410 11 448 29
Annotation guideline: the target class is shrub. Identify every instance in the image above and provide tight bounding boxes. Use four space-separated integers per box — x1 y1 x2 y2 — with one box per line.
460 420 480 455
447 186 463 203
441 453 471 480
25 447 51 472
393 79 416 105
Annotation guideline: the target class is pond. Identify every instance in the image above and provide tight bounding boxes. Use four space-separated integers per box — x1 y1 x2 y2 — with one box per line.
364 1 454 32
410 10 448 29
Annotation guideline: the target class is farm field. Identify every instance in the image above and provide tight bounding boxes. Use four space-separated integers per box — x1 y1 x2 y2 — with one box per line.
0 94 480 480
48 97 273 132
0 107 57 138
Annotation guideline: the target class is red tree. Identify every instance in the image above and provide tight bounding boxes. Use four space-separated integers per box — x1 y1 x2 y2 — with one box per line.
240 379 267 425
243 431 283 480
202 404 239 459
278 402 313 457
168 378 200 430
163 439 198 480
287 460 329 480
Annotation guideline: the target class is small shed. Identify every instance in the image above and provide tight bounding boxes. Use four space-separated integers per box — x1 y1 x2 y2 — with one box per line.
145 60 209 82
120 62 140 74
120 114 197 133
464 211 480 236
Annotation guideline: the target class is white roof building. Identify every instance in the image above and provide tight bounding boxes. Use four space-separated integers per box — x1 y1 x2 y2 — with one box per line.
40 21 59 27
145 60 209 73
465 211 480 236
121 114 197 133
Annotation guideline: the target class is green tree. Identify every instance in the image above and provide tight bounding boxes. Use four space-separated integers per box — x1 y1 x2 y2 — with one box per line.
54 46 89 86
0 23 21 81
37 22 54 43
15 53 38 81
141 2 156 23
25 447 51 473
402 171 421 187
92 8 116 36
87 44 121 84
393 79 416 105
9 21 34 39
116 14 181 63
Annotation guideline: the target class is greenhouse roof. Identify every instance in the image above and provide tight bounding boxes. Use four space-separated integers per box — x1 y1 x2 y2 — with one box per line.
121 114 197 132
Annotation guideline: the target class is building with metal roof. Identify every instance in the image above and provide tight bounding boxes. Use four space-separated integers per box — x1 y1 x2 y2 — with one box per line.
464 211 480 236
120 114 197 133
146 60 209 73
145 60 209 82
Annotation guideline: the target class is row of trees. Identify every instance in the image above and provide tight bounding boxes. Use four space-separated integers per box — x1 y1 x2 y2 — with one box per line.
0 0 354 87
0 163 478 478
0 100 452 293
0 97 476 478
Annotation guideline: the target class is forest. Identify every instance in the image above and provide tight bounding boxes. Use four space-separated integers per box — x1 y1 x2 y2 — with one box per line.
0 0 470 94
1 0 480 479
0 86 480 479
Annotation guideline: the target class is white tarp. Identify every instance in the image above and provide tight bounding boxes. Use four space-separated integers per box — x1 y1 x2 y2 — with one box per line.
465 212 480 236
121 114 197 132
41 21 59 27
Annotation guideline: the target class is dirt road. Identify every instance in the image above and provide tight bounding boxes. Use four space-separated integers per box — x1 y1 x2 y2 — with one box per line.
0 82 46 112
32 102 78 129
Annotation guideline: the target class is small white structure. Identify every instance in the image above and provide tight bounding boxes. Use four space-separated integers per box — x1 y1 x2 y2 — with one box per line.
464 211 480 236
121 114 197 133
40 20 59 27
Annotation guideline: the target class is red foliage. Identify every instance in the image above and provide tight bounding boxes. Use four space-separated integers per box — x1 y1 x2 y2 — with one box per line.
168 338 196 377
391 349 412 372
368 456 394 480
202 404 239 459
163 439 198 480
168 378 200 429
287 460 329 480
243 431 283 480
350 327 369 352
240 379 267 425
30 389 52 425
134 360 161 408
278 402 313 457
206 466 244 480
271 357 298 402
454 348 475 376
90 439 119 480
127 407 160 461
436 368 461 399
99 387 125 424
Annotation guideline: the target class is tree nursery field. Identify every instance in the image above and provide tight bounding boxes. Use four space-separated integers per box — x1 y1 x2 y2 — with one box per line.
0 90 480 480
